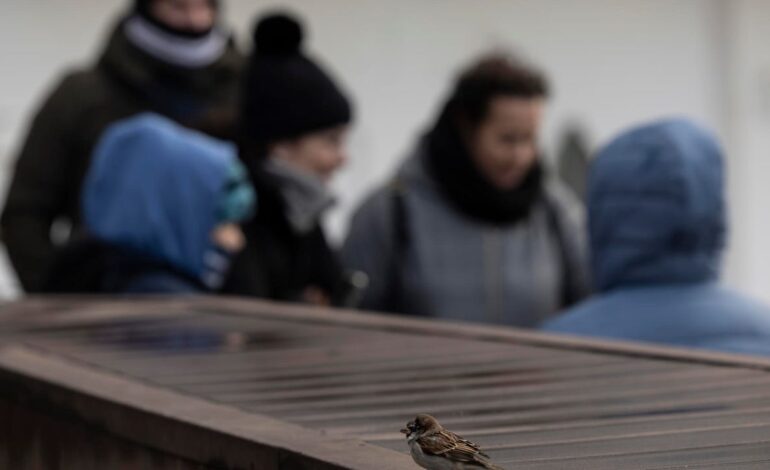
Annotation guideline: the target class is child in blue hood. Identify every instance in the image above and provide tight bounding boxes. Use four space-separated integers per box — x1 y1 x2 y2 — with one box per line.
45 113 255 294
543 119 770 356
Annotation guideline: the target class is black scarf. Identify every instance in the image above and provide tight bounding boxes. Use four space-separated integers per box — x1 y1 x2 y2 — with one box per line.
424 105 543 225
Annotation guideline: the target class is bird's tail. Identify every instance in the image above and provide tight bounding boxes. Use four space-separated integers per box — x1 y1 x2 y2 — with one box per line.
481 458 505 470
483 461 505 470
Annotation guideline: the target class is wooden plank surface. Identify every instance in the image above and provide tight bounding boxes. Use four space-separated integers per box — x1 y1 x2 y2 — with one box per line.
2 296 770 469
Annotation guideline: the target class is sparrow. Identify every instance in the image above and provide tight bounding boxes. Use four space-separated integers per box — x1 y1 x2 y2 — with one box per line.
400 414 504 470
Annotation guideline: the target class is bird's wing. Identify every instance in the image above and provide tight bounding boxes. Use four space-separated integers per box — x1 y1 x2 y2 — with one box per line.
417 430 489 464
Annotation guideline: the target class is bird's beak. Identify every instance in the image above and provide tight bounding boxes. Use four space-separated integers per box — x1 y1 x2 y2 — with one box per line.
400 428 410 435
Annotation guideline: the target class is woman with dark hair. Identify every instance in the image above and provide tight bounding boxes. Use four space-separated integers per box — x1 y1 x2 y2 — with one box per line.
222 13 356 306
343 53 589 326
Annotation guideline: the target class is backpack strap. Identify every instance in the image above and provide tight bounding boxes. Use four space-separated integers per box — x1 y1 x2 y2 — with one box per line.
542 192 581 308
384 177 409 313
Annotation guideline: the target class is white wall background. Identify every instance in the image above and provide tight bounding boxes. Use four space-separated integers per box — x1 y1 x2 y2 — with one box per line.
722 0 770 299
0 0 767 300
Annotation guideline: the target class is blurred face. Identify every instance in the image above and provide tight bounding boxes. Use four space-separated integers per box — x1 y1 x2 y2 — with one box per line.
468 96 544 190
272 126 350 182
151 0 217 34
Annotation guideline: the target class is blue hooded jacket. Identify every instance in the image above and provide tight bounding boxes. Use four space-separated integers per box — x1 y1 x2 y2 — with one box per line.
82 113 254 293
544 119 770 356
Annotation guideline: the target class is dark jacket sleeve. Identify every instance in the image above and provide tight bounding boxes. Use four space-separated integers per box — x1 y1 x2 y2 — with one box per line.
341 187 400 312
1 74 81 292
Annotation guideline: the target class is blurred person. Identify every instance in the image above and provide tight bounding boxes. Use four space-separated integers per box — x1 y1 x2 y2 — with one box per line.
544 119 770 356
556 124 591 201
222 13 356 306
343 53 589 327
45 113 255 294
1 0 241 292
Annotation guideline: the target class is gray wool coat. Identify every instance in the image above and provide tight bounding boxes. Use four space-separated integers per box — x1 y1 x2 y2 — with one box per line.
343 147 590 327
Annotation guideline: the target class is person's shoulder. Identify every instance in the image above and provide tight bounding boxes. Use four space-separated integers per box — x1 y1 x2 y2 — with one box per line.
692 286 770 355
711 286 770 323
351 152 419 213
542 289 632 333
350 180 397 225
540 175 585 228
349 145 437 231
35 65 110 117
542 175 583 210
51 64 107 94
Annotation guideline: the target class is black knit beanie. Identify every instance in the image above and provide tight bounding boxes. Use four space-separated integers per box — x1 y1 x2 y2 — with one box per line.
134 0 219 38
239 12 353 156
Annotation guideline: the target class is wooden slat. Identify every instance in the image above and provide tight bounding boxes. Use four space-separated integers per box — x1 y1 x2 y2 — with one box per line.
506 441 770 469
486 422 770 461
205 357 653 404
230 366 753 414
367 406 770 446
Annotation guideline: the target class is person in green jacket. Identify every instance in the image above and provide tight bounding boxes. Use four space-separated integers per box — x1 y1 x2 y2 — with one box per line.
1 0 242 292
